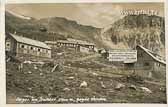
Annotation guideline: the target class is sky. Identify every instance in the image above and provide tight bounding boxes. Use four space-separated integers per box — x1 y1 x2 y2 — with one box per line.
6 3 164 28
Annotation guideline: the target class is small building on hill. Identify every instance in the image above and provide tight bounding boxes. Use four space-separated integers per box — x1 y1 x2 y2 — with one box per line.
57 39 95 51
6 33 51 58
135 45 166 78
45 38 95 52
103 45 166 78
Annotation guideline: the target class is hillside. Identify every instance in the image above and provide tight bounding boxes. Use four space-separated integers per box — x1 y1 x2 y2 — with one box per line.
6 47 167 103
5 11 104 47
5 11 61 41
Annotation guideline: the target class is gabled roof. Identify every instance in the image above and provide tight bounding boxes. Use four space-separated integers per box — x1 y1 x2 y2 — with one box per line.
57 40 77 44
57 39 94 46
45 41 57 44
107 49 137 53
137 45 166 65
8 33 51 49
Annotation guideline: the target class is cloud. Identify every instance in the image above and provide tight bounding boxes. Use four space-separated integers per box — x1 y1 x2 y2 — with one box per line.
6 3 164 28
75 3 124 27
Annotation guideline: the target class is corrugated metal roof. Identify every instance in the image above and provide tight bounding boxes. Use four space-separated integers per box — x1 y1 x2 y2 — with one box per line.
137 45 166 65
9 33 51 49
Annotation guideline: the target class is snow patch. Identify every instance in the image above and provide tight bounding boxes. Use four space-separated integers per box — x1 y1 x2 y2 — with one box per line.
7 10 31 20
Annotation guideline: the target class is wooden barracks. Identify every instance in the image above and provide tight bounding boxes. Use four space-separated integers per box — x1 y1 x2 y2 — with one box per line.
5 33 51 58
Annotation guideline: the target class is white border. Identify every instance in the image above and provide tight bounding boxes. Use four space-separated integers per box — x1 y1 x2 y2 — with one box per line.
1 0 167 107
165 0 168 105
0 0 6 106
5 0 165 3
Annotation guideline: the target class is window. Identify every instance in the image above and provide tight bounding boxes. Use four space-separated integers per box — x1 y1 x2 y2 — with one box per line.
139 53 143 57
38 48 41 52
144 62 150 66
6 43 10 46
30 47 33 50
21 45 24 48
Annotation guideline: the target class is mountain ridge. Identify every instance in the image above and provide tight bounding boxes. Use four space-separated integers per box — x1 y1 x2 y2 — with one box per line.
5 11 165 56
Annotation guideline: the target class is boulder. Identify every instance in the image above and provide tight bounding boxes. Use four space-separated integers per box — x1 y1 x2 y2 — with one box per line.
34 65 38 70
101 81 106 88
92 72 99 76
40 73 43 76
28 71 32 74
68 77 75 80
129 85 137 90
80 81 87 88
115 83 125 90
28 87 32 91
63 87 71 91
140 87 152 94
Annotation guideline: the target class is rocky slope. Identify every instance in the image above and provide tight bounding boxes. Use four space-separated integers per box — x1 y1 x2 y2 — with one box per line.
101 14 165 55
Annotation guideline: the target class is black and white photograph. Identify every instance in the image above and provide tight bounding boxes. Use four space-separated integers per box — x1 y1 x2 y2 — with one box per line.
5 2 167 104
